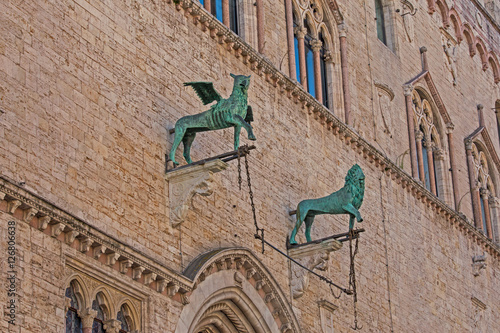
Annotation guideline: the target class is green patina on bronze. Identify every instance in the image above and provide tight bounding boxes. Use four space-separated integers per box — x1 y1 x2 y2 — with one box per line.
169 74 256 165
289 164 365 245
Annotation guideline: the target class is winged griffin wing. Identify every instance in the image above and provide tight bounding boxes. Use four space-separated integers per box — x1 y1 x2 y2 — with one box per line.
183 82 222 105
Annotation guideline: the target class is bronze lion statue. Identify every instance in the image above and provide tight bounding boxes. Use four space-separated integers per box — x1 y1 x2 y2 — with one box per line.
289 164 365 245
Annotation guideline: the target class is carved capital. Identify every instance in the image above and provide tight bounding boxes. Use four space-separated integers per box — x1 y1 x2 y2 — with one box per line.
480 187 490 199
433 148 445 160
445 122 455 134
310 39 322 52
79 308 97 329
337 23 348 37
415 130 424 140
403 84 414 96
103 319 122 333
465 139 474 151
165 159 228 228
294 26 307 39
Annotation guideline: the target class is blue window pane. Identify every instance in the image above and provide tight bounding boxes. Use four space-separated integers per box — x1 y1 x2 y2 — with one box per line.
480 196 487 234
215 0 223 22
432 151 439 197
375 0 387 44
305 45 315 98
199 0 204 5
66 309 82 333
117 309 130 331
294 37 301 82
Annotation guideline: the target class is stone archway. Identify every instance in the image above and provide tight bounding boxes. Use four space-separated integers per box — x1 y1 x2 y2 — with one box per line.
176 248 300 333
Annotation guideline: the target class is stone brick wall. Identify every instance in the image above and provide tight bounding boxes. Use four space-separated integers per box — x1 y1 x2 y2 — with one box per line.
1 0 499 332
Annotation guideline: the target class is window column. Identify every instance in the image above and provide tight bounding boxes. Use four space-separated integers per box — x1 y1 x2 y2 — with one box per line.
481 188 493 238
285 0 296 79
415 131 425 183
311 39 323 104
466 140 483 230
79 308 97 333
425 139 437 195
446 124 460 210
222 0 230 27
295 26 308 90
404 85 418 178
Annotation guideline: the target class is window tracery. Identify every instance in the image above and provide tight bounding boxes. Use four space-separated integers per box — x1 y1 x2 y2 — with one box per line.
64 270 142 333
288 0 333 108
65 282 83 333
411 90 445 197
471 142 497 239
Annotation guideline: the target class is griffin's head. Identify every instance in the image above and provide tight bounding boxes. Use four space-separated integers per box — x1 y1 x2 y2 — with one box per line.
230 74 251 93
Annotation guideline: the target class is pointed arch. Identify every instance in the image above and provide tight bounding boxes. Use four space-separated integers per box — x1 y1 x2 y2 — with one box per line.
436 0 450 27
177 248 301 333
64 275 90 309
488 53 500 84
475 37 489 70
448 8 463 42
116 299 140 332
91 286 114 318
427 0 436 14
304 10 318 38
462 23 475 57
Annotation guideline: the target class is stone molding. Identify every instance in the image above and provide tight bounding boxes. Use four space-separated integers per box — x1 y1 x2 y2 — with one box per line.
182 247 301 332
0 176 193 300
165 159 228 228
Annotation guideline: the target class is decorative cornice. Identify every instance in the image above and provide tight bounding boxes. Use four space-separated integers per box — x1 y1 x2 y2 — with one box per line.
0 176 193 298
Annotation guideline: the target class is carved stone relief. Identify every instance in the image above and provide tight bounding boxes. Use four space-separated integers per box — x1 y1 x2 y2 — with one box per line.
374 82 395 137
442 37 458 86
289 239 342 299
165 159 228 227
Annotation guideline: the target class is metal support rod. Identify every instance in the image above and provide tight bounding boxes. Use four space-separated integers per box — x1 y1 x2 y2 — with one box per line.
166 145 256 172
255 233 353 295
287 228 365 249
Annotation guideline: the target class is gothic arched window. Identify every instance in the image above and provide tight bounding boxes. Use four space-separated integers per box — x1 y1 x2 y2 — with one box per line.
412 90 446 197
471 143 497 239
65 282 83 333
288 0 332 108
117 304 135 333
91 294 107 333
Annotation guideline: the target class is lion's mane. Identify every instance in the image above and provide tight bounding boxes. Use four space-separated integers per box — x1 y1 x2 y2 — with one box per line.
344 164 365 209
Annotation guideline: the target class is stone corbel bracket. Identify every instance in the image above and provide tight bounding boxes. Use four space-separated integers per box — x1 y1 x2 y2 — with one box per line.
165 159 228 228
288 239 342 299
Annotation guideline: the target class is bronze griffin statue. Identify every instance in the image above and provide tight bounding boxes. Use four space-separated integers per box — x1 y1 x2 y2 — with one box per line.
289 164 365 245
169 74 256 165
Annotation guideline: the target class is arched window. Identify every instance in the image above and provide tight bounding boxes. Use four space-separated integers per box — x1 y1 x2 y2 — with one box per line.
471 143 497 239
91 294 107 333
117 304 135 333
375 0 386 44
288 0 332 108
412 90 446 197
65 282 83 333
